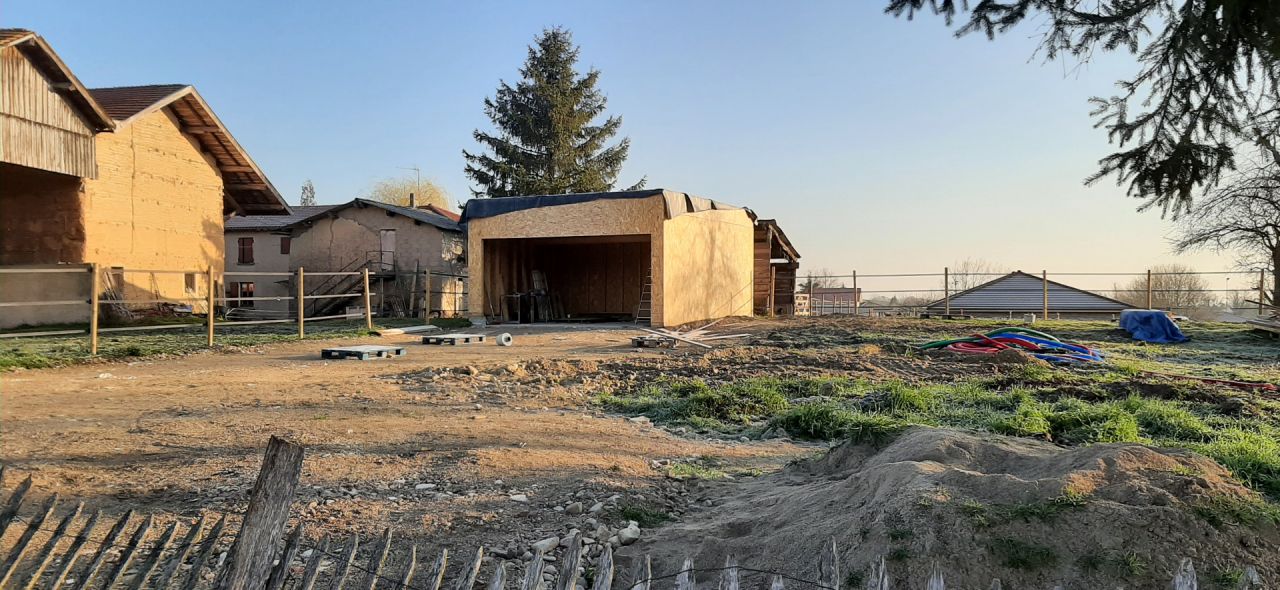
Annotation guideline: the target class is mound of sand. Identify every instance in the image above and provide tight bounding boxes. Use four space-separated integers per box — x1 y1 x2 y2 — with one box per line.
620 427 1278 588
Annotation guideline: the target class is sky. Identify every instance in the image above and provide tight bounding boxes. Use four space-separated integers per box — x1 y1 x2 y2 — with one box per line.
4 0 1247 294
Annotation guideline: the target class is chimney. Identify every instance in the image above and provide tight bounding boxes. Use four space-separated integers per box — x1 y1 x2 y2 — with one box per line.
409 192 416 208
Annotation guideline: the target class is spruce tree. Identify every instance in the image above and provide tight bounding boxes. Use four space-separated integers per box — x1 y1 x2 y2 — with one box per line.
464 28 643 198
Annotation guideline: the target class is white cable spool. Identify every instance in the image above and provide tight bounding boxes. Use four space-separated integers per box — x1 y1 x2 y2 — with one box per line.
496 333 513 346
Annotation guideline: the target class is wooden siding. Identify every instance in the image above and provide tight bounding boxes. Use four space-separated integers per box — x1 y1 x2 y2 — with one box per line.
0 46 95 178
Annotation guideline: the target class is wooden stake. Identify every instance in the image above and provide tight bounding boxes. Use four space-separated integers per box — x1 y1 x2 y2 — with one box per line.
1152 268 1162 310
216 437 305 590
297 267 306 339
943 267 950 316
362 268 373 330
1042 270 1049 320
89 263 100 355
851 270 858 316
207 267 216 347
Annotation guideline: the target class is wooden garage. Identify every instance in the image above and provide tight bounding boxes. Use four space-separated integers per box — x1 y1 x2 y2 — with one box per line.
753 219 801 316
463 189 760 327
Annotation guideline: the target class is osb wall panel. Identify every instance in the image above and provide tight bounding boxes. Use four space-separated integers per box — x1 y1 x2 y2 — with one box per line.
658 208 754 327
466 196 666 321
0 162 85 264
0 47 96 178
82 108 224 302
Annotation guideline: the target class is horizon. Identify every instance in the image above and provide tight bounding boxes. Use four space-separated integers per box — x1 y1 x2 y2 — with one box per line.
4 0 1249 280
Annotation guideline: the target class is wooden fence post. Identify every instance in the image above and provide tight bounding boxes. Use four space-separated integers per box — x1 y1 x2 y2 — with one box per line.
1042 270 1049 320
943 267 950 316
362 268 373 330
851 271 858 317
1261 268 1268 313
296 267 305 339
88 263 99 353
216 436 305 590
1152 268 1162 310
206 267 216 347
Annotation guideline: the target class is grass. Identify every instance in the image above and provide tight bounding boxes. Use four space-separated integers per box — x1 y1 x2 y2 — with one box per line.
989 537 1058 570
617 500 672 528
0 318 430 371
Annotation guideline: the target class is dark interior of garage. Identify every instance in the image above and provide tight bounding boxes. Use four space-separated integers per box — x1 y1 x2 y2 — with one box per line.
481 235 650 323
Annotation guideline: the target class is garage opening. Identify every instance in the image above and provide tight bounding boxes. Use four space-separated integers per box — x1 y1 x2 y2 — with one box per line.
482 235 651 324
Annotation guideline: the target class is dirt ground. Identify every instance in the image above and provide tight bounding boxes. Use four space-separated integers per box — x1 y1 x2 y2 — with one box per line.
2 316 1276 587
0 322 813 555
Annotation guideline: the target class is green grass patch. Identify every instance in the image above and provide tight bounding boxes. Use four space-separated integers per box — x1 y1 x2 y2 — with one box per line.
1191 494 1280 528
989 537 1058 570
617 501 672 528
1193 429 1280 497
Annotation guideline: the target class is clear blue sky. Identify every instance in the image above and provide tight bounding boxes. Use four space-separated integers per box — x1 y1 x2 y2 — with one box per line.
6 0 1242 291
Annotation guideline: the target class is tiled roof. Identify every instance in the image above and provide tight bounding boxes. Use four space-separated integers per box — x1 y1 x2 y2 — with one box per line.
89 84 189 121
288 199 461 233
421 204 461 222
225 206 338 231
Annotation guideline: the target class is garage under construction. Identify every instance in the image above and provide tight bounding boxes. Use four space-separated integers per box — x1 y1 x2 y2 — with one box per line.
463 189 797 328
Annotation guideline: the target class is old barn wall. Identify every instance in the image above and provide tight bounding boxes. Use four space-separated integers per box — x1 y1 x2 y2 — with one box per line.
0 162 85 264
81 108 225 303
0 46 97 178
658 208 754 327
465 195 666 323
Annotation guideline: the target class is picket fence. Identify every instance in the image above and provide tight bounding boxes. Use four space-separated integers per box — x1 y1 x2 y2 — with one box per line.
0 438 1265 590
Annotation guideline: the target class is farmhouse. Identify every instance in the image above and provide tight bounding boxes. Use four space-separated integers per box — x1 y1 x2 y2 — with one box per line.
463 189 796 327
0 29 288 327
223 206 336 315
925 270 1136 319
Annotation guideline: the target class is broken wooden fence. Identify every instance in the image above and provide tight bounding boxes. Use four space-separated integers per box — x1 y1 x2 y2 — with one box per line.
0 438 1265 590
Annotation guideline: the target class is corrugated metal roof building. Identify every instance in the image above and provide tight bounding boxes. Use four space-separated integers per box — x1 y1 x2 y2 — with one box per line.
925 271 1135 318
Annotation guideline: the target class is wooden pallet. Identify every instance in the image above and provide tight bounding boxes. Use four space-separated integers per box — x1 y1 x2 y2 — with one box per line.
320 345 406 360
632 335 673 348
423 333 487 345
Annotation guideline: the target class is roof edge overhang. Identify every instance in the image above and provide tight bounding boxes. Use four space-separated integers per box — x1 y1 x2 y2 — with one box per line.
4 32 114 132
108 85 290 215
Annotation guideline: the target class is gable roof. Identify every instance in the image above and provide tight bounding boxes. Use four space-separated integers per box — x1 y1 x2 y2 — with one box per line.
289 199 461 233
756 218 800 261
925 271 1136 313
460 188 748 223
225 205 339 232
88 84 289 215
0 28 113 131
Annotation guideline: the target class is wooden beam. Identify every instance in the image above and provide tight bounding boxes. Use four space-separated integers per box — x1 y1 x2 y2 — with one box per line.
184 125 220 134
226 183 268 191
221 165 255 172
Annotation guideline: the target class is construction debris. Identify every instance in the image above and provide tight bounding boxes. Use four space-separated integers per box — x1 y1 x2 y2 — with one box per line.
635 319 750 350
374 325 442 336
423 333 487 345
320 345 407 360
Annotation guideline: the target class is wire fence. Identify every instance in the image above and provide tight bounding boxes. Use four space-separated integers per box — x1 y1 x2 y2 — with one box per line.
793 267 1274 320
0 264 471 354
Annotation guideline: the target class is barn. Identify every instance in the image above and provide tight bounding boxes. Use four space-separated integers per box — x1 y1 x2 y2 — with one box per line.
924 271 1135 319
463 189 795 328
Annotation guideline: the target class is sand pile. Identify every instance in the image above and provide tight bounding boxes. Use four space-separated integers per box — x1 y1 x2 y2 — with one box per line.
620 427 1278 588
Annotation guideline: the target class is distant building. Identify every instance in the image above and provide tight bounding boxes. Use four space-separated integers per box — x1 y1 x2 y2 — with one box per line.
223 206 337 314
806 287 861 316
924 271 1135 319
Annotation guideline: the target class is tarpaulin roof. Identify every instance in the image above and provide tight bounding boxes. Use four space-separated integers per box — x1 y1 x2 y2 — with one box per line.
459 188 749 223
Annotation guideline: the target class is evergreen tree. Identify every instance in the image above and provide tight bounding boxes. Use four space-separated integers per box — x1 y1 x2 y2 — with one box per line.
464 27 643 198
299 179 317 206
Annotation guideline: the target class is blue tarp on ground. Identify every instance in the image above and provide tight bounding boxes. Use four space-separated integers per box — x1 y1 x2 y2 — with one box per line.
1119 310 1188 343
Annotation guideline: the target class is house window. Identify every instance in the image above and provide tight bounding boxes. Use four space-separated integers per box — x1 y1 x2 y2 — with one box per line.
225 282 256 308
280 237 291 255
184 273 196 292
237 237 254 264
